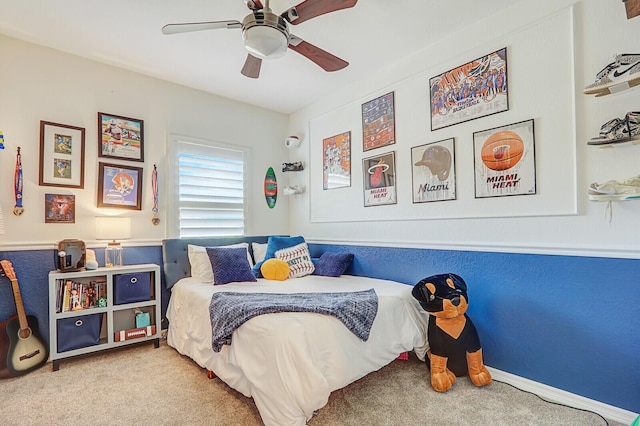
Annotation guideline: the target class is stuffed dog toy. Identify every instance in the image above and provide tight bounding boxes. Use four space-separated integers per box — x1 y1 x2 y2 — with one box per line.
412 273 492 392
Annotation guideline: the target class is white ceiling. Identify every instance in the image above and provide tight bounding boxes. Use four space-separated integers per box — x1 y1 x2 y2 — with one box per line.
0 0 526 114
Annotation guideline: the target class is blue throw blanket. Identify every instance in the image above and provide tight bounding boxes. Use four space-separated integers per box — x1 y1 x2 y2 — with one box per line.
209 289 378 352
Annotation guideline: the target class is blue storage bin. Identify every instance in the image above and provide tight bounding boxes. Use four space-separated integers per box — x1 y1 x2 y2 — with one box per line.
114 272 151 305
57 313 103 352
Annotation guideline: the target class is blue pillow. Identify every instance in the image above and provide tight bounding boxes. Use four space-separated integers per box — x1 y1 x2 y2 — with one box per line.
207 247 257 285
253 235 305 278
312 252 354 277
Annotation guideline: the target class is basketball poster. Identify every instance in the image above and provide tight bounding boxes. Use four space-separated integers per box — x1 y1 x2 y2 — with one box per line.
430 48 508 131
362 92 395 152
473 119 535 198
411 138 456 203
323 131 351 190
363 151 397 207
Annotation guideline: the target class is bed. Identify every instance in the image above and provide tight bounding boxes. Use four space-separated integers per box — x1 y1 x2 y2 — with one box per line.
163 236 429 426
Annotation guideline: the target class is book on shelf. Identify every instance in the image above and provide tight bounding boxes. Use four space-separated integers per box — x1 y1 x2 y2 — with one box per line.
114 325 156 342
56 279 107 313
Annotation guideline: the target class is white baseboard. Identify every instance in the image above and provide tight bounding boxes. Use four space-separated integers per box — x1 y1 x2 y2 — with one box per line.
487 367 638 424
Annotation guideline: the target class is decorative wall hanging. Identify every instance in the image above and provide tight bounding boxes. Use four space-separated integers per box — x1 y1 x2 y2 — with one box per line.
322 131 351 190
98 112 144 162
39 121 85 189
411 138 456 203
362 92 395 152
363 151 397 207
0 130 5 149
45 194 75 223
473 119 536 199
151 164 160 225
97 162 143 210
430 47 509 131
14 147 24 216
264 167 277 209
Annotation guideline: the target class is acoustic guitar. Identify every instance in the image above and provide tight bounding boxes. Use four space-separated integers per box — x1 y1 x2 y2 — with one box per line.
0 260 48 378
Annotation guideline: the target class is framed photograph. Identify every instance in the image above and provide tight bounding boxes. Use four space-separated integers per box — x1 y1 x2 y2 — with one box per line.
473 119 536 199
323 131 351 190
98 112 144 162
363 151 397 207
430 47 508 131
411 138 456 203
97 162 143 210
362 92 395 152
39 121 85 188
44 194 75 223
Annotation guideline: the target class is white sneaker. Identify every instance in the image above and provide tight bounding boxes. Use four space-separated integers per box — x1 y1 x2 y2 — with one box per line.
588 176 640 201
584 53 640 95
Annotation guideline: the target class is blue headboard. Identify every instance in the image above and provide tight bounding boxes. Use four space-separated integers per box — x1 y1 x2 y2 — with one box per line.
162 236 275 288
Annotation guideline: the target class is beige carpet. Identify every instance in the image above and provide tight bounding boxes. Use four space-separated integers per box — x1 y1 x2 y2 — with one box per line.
0 339 620 426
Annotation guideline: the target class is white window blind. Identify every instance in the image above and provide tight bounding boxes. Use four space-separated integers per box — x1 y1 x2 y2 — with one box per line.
172 138 247 238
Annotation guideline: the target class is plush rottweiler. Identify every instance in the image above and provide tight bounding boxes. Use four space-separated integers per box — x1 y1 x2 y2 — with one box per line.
412 273 492 392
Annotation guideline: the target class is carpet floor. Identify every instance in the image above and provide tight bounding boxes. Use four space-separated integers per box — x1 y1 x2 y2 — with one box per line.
0 339 622 426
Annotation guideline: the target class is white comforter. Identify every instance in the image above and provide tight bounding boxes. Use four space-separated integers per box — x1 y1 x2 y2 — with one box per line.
166 275 429 426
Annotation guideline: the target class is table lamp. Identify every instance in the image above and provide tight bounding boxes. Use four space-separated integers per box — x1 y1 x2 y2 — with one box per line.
96 217 131 267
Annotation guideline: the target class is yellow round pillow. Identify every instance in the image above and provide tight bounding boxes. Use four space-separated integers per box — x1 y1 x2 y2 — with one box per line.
260 258 290 281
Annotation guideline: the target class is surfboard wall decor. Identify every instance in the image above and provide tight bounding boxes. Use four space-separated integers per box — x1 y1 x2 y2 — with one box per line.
264 167 277 209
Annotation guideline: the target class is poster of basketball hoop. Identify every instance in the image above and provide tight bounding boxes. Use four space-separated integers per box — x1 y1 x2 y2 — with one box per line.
363 151 397 207
411 138 456 203
473 119 536 199
323 131 351 190
430 47 508 131
362 92 395 151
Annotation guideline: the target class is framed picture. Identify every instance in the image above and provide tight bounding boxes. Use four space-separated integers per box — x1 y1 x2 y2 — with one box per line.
97 162 143 210
44 194 76 223
430 47 508 131
411 138 456 203
323 131 351 190
473 119 536 199
362 92 395 152
39 121 85 188
363 151 397 207
98 112 144 162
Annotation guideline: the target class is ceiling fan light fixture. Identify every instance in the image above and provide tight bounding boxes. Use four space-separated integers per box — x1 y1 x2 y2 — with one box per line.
243 25 288 59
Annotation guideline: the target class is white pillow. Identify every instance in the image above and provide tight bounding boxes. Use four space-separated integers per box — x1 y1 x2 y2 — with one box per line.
252 242 268 264
188 243 253 283
275 242 315 278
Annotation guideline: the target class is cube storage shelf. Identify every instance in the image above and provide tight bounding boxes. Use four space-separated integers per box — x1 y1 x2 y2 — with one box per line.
48 264 161 371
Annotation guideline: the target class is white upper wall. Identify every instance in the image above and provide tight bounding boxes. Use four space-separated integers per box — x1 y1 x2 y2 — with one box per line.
0 35 290 249
287 0 640 257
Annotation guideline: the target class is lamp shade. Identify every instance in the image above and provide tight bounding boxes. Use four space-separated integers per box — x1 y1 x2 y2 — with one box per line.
96 217 131 241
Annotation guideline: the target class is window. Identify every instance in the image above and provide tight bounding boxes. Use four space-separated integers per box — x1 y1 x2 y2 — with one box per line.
169 135 249 238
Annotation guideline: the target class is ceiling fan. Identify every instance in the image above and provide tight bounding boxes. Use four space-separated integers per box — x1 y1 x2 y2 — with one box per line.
162 0 358 79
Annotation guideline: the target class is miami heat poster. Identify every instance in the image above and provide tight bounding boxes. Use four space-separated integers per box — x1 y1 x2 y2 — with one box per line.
411 138 456 203
323 131 351 190
473 119 536 199
430 47 508 131
363 151 396 207
362 92 395 152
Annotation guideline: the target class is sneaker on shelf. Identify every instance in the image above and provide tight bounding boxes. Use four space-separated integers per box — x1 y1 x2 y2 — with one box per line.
588 175 640 201
587 112 640 145
583 53 640 95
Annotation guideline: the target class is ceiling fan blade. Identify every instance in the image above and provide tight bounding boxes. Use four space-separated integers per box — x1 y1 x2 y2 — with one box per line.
242 0 264 10
288 35 348 72
241 54 262 78
162 20 241 35
282 0 358 25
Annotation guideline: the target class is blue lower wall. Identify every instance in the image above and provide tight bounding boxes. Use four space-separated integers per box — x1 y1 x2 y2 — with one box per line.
308 243 640 414
1 244 638 414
